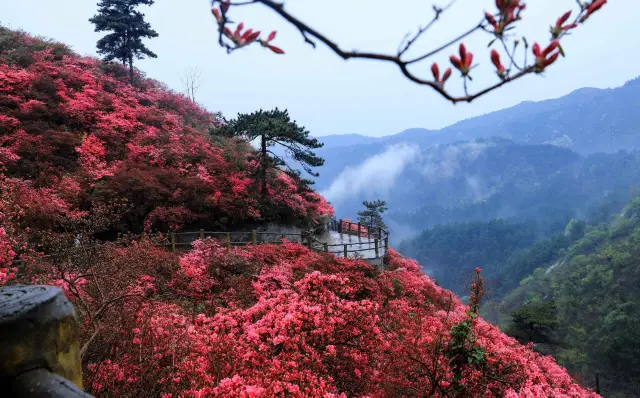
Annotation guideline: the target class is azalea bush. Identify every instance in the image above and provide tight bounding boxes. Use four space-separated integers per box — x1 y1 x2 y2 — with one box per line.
211 0 607 103
0 26 332 240
77 240 598 397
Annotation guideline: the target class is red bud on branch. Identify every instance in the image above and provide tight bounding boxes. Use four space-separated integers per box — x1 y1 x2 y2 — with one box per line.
235 23 244 37
450 44 473 76
431 63 440 82
490 49 505 78
583 0 607 21
442 68 452 84
267 45 285 54
533 41 561 72
212 8 222 22
485 12 498 31
551 11 578 38
267 31 277 42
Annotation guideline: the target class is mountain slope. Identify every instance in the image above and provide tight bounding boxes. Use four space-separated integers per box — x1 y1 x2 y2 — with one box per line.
497 196 640 396
312 79 640 229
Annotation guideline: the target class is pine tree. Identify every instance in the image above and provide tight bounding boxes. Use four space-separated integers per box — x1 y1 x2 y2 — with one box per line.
89 0 159 84
505 300 558 346
219 108 324 198
357 200 388 230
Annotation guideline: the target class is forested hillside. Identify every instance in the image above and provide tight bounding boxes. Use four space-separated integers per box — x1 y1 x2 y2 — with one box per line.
0 26 604 397
496 197 640 397
327 138 640 243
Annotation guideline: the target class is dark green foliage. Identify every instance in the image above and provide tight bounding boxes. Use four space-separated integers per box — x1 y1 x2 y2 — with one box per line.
504 300 558 345
357 199 387 229
219 108 324 196
398 219 549 296
89 0 158 83
499 196 640 396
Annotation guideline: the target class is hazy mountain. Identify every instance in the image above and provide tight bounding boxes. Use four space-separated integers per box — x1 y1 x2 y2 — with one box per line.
312 133 379 149
312 77 640 191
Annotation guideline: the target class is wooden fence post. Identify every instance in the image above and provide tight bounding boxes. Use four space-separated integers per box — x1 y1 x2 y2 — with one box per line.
226 232 231 249
199 229 204 239
171 232 176 252
385 235 389 252
343 244 348 258
375 238 379 258
251 230 257 245
357 222 361 240
324 243 329 252
0 285 93 397
338 219 343 234
378 227 382 240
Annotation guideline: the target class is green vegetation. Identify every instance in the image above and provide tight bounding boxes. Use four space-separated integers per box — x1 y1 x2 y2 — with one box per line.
357 199 388 229
89 0 159 83
498 197 640 396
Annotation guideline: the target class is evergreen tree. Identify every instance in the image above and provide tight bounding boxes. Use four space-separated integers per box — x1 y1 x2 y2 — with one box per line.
219 108 324 197
505 300 558 346
357 200 388 230
89 0 159 84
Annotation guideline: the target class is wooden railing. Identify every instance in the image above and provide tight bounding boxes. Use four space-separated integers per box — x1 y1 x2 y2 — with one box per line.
323 218 390 260
11 222 390 267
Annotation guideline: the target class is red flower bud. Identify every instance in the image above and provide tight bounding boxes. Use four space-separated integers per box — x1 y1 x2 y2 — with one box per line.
490 49 505 74
442 68 452 83
241 29 253 40
532 43 541 57
544 52 560 67
224 27 233 37
485 12 498 28
543 40 560 56
459 43 468 65
267 45 285 54
586 0 607 16
267 31 277 42
465 52 474 68
234 22 244 37
431 63 440 82
556 10 572 28
248 31 260 43
212 8 221 21
450 56 462 70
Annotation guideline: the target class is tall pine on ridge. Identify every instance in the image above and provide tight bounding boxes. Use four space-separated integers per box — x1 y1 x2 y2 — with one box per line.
357 200 388 230
219 108 324 198
89 0 158 84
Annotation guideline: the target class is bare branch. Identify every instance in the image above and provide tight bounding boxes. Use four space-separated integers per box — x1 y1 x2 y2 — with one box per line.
210 0 608 104
397 0 458 57
180 65 203 102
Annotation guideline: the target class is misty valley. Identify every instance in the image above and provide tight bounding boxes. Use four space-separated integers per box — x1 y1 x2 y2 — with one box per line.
312 77 640 396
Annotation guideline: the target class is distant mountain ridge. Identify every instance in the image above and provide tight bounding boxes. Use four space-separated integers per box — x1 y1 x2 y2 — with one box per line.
315 77 640 159
307 78 640 223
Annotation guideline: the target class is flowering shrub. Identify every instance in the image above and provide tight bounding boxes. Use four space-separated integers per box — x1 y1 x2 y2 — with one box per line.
80 240 599 397
0 26 332 240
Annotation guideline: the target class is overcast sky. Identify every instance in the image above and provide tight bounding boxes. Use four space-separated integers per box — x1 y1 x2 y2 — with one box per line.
1 0 637 137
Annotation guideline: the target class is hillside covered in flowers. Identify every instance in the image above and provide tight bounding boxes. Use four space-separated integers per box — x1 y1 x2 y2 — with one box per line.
0 28 599 397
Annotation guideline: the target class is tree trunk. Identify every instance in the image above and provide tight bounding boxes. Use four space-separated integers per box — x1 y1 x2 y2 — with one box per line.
128 55 134 85
260 133 268 198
